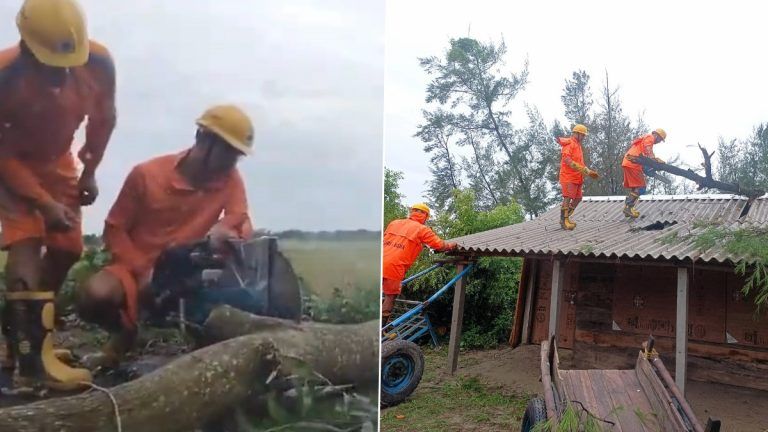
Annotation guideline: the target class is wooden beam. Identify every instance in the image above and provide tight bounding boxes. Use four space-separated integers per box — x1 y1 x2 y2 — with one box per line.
676 266 689 395
521 260 537 345
509 259 530 347
549 259 564 341
448 263 467 374
457 251 736 272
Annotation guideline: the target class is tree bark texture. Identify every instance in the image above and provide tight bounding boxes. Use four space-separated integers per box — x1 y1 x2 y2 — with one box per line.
634 154 765 198
0 308 379 432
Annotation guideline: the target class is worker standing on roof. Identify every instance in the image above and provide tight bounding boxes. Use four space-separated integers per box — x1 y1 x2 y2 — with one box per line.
0 0 116 390
76 104 253 369
621 129 667 218
557 124 600 230
381 203 457 326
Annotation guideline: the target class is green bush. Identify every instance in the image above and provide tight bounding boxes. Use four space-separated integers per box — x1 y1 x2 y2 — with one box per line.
57 247 111 313
401 189 524 349
304 285 379 324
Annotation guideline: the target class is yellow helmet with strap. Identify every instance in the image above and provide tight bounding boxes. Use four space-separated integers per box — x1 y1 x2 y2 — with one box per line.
17 0 89 67
411 202 431 217
572 124 589 135
196 105 254 155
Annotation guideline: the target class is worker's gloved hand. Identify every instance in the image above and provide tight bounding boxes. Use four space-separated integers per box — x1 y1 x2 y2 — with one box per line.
39 200 77 232
78 172 99 206
586 169 600 179
653 157 665 164
444 242 458 251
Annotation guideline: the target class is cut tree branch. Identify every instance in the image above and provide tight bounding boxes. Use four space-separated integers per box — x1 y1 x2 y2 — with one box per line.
0 308 378 432
634 152 765 199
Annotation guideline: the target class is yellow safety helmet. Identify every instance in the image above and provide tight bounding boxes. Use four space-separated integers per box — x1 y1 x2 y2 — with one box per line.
572 124 589 136
654 128 667 141
16 0 89 68
410 203 431 217
196 105 254 155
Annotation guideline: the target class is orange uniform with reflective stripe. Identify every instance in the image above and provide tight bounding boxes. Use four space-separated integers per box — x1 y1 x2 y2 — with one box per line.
382 212 446 294
0 41 116 251
103 151 252 327
622 134 656 188
622 134 656 170
558 136 585 184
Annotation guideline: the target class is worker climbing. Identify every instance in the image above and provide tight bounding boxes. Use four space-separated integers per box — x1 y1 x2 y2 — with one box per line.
76 104 254 369
621 129 667 218
381 203 457 326
557 124 600 230
0 0 116 391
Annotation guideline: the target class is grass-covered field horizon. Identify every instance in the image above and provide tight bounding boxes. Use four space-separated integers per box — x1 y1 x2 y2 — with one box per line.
0 228 382 324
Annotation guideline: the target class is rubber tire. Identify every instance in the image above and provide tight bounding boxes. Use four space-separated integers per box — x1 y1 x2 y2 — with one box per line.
380 339 424 407
520 397 547 432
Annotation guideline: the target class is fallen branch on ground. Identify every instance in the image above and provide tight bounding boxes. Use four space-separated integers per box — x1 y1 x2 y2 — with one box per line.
0 307 379 432
200 306 380 387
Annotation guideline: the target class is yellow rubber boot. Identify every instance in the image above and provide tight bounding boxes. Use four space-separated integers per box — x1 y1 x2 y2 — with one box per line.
6 291 92 391
560 206 576 230
566 207 577 229
623 192 640 218
53 349 76 365
623 205 640 218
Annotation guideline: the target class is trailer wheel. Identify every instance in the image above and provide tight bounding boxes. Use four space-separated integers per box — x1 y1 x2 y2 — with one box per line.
520 397 547 431
380 339 424 407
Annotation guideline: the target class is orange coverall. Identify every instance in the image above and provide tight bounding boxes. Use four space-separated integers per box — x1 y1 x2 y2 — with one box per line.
382 211 448 296
0 41 116 253
558 136 585 199
103 152 252 329
622 134 656 188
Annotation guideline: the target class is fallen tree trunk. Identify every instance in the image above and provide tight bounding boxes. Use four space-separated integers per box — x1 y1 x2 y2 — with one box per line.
0 310 379 432
635 153 765 198
201 306 380 387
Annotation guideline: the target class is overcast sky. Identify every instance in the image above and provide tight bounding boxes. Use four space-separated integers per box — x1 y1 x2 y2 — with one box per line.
0 0 384 233
384 0 768 206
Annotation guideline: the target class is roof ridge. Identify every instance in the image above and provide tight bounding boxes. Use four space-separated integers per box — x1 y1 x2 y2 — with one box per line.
581 193 756 202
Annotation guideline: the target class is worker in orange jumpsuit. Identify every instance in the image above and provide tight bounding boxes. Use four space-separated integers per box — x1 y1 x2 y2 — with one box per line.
621 129 667 218
381 203 457 326
76 105 254 368
0 0 116 390
557 124 599 230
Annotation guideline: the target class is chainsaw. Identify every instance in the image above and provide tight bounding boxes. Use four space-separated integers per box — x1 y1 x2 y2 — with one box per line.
143 236 304 328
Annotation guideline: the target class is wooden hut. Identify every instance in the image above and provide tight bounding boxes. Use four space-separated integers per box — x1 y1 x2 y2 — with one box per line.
447 195 768 394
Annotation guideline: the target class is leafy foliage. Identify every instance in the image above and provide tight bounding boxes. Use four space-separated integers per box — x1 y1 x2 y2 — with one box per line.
717 123 768 191
384 167 409 227
305 286 379 324
402 189 525 348
661 224 768 310
57 247 111 313
561 70 593 127
417 37 549 217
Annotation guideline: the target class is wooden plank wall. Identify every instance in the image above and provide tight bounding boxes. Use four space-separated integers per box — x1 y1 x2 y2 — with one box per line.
530 260 577 348
528 259 768 391
531 260 552 344
726 271 768 349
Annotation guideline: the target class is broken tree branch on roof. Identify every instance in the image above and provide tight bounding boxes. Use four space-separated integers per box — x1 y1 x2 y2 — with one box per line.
634 145 765 198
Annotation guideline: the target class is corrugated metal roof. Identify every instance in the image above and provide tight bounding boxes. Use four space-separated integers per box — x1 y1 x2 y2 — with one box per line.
451 194 767 264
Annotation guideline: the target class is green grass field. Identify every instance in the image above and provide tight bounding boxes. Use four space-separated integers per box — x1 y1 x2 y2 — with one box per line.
279 238 380 298
381 347 530 431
